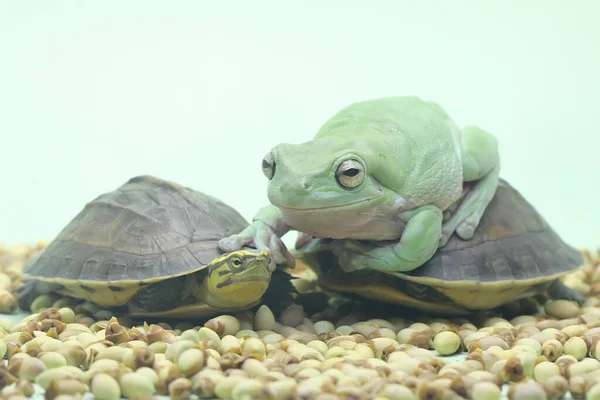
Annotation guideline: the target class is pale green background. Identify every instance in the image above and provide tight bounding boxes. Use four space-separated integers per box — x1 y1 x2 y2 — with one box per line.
1 0 599 252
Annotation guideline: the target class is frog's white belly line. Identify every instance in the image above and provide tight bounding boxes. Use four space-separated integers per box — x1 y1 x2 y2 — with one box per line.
280 196 410 241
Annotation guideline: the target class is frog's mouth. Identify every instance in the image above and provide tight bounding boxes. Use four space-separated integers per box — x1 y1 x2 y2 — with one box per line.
274 197 378 211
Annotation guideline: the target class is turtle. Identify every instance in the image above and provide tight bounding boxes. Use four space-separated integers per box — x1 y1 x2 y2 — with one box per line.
290 179 587 316
17 175 295 319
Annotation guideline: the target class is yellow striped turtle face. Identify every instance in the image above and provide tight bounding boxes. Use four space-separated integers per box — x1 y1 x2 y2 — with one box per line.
207 249 274 307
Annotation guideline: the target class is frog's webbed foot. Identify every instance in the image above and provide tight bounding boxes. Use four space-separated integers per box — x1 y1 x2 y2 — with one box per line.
218 221 295 267
331 240 391 273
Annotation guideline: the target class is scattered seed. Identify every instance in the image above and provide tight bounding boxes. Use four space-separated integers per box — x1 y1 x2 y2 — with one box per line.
433 331 461 356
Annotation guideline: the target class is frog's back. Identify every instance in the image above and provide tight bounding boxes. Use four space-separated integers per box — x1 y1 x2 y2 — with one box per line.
315 96 454 139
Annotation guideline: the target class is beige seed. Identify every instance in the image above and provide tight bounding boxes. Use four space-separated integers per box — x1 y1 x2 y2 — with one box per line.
463 331 491 346
136 366 159 386
214 375 247 399
95 346 129 362
190 368 224 397
148 341 169 355
119 372 155 398
241 337 266 360
0 339 6 358
18 357 47 381
265 378 297 400
220 335 241 354
379 383 416 400
591 340 600 361
335 325 354 335
533 361 560 383
197 326 222 344
262 333 285 344
545 300 580 319
241 358 268 378
564 337 587 361
204 315 240 337
231 378 265 400
30 294 57 313
0 289 17 313
254 305 276 331
351 322 379 337
507 381 547 400
569 359 600 377
470 381 501 400
514 338 542 355
313 321 335 336
433 331 461 356
235 329 260 339
91 372 121 400
588 383 600 400
562 324 588 338
164 340 198 362
307 340 328 355
177 348 205 376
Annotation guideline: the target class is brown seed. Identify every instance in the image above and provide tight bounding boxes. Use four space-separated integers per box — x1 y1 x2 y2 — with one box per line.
45 378 88 400
40 319 66 334
569 373 597 398
556 356 577 378
0 366 18 387
168 377 192 400
499 357 527 383
467 336 509 352
542 339 564 362
156 364 181 396
129 346 153 370
13 379 35 397
540 375 569 400
146 324 177 344
105 320 131 344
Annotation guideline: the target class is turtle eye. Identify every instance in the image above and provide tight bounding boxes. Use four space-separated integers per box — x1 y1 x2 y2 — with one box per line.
230 257 243 269
336 159 365 189
262 153 275 180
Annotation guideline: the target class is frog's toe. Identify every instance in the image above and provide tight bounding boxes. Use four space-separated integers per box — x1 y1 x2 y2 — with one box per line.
217 235 246 252
334 250 367 273
456 222 476 240
439 233 451 248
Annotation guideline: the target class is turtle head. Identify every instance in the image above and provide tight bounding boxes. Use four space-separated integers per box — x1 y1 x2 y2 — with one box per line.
204 249 275 308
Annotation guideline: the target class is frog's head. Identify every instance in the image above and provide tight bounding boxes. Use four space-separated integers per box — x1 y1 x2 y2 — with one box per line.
260 136 406 215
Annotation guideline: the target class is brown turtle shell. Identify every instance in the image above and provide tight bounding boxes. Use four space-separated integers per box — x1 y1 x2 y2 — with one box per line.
23 175 249 282
404 178 583 282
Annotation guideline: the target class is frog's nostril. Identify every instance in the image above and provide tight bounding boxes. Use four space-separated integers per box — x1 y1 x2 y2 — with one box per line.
302 181 311 190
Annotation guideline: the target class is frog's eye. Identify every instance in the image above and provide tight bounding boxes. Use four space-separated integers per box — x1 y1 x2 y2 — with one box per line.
336 159 365 189
262 153 275 180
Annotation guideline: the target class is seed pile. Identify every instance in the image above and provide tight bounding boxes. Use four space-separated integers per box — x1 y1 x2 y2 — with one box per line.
0 241 48 315
1 242 600 399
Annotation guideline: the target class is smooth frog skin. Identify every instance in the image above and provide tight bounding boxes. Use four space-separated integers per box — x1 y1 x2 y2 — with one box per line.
219 96 500 273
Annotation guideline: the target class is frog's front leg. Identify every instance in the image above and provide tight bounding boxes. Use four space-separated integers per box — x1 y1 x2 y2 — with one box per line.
440 125 500 247
332 205 443 272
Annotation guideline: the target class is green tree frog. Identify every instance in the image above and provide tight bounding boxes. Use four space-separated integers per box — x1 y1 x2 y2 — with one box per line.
219 97 500 273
